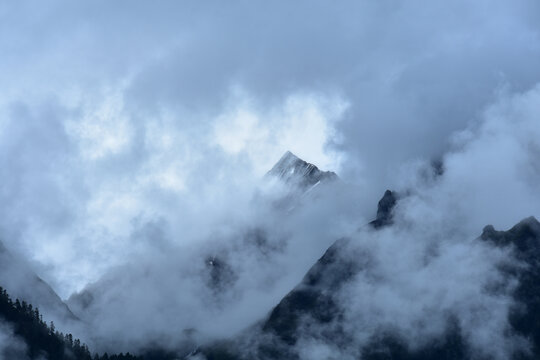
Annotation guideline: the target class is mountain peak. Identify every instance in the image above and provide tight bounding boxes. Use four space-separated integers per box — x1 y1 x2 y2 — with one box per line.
281 150 297 160
267 151 338 189
271 151 302 171
517 216 540 227
481 216 540 258
370 190 397 228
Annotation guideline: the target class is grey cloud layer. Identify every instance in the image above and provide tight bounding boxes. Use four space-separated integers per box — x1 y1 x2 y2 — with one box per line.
1 0 540 356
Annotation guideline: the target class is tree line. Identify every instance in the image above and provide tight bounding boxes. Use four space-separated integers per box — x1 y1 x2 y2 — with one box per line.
0 286 141 360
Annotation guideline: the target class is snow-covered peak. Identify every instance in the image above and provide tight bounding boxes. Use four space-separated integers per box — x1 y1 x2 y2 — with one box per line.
267 151 338 189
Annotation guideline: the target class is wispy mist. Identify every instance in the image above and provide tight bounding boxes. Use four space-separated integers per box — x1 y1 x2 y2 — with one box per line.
1 0 540 357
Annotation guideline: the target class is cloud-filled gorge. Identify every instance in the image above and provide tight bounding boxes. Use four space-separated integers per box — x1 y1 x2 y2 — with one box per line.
1 1 540 359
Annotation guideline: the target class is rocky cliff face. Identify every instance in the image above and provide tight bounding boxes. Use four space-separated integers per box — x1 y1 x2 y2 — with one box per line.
369 190 397 229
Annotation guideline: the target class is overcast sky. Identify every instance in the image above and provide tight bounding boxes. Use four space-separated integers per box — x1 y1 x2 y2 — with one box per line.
1 3 540 353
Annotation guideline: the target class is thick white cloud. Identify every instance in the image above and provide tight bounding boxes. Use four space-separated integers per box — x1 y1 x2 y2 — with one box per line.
0 0 539 355
213 92 347 174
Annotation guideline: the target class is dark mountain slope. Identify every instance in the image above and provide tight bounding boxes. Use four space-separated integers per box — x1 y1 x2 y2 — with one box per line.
480 216 540 359
198 201 540 359
252 215 540 360
261 190 398 348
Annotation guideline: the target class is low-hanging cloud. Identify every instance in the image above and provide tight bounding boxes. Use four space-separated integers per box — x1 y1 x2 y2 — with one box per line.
0 0 540 357
65 178 367 353
0 321 30 359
